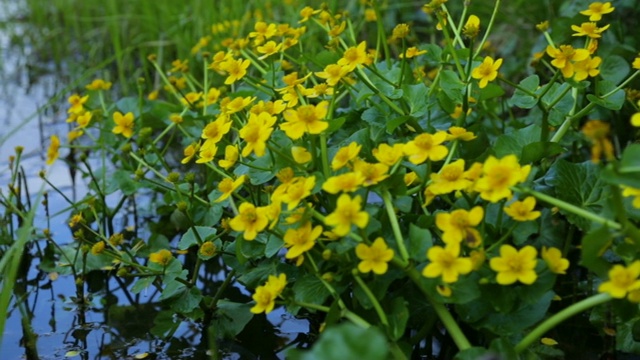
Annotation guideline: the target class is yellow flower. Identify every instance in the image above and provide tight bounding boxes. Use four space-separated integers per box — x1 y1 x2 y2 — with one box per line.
338 41 368 72
68 94 89 114
86 79 112 91
274 176 316 210
169 114 183 124
182 142 200 164
239 112 275 157
148 90 159 100
46 135 60 165
214 175 246 203
324 194 369 236
404 171 419 186
490 245 538 285
429 159 472 195
76 111 93 128
322 172 365 194
180 91 203 107
229 202 270 240
67 130 83 143
536 21 549 32
622 186 640 208
446 126 476 141
199 241 217 257
353 160 389 186
474 155 531 203
315 64 349 87
471 56 503 88
582 120 614 163
571 22 610 39
423 244 473 283
580 2 614 21
504 197 541 221
546 45 590 78
112 111 135 138
598 261 640 298
462 15 480 39
291 146 312 164
332 142 361 170
196 139 218 164
435 206 484 247
256 40 282 59
541 247 569 274
573 56 601 81
372 143 404 166
364 8 377 22
633 54 640 70
281 101 329 140
632 112 640 127
400 47 428 59
392 24 410 40
91 241 106 255
355 237 394 275
299 6 319 23
219 145 239 169
403 132 449 164
201 114 232 144
220 58 251 85
250 274 287 314
149 249 173 266
283 222 322 259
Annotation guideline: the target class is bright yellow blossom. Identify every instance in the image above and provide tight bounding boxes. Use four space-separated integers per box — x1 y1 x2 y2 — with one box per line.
404 132 449 164
283 222 322 259
257 41 282 59
400 47 428 59
446 126 476 141
338 41 368 72
429 159 472 195
86 79 112 91
250 274 287 314
229 202 270 240
355 237 394 275
46 135 60 165
274 176 316 210
68 94 89 114
573 56 601 81
353 160 389 186
90 241 106 255
332 142 361 170
392 24 410 40
632 112 640 127
76 111 93 128
220 58 251 85
149 249 173 266
546 45 590 78
291 146 312 164
633 54 640 70
471 56 503 88
196 139 217 164
571 22 610 39
436 206 484 247
504 197 541 221
372 143 404 166
582 120 614 163
324 194 369 236
474 155 531 203
112 111 135 138
315 64 349 87
239 112 275 157
490 245 538 285
622 186 640 208
201 115 232 144
322 172 365 194
182 142 200 164
541 247 569 274
598 261 640 298
423 244 473 283
219 145 239 169
214 175 246 203
199 241 216 258
580 2 615 21
280 101 329 139
462 15 480 39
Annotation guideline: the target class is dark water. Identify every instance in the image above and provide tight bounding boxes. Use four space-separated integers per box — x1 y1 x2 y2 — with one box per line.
0 2 308 358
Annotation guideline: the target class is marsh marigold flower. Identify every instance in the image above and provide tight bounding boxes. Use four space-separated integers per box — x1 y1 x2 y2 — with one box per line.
633 54 640 70
219 145 239 169
471 56 502 88
436 206 484 247
112 111 135 138
291 146 312 164
199 241 216 258
372 143 404 166
229 202 270 240
573 56 601 81
283 222 322 259
582 120 614 163
423 244 473 283
400 47 428 59
541 247 569 274
250 274 287 314
274 176 316 210
332 142 361 170
429 159 473 195
504 196 541 221
353 160 389 186
571 22 610 39
239 112 275 157
86 79 112 91
446 126 476 141
324 194 369 236
46 135 60 165
598 261 640 298
632 112 640 127
355 237 394 275
462 15 480 39
68 94 89 114
214 175 245 203
201 114 232 143
196 140 217 164
149 249 173 266
622 186 640 208
546 45 590 78
404 132 449 164
281 101 329 140
338 41 368 72
580 2 615 21
490 245 538 285
91 241 106 255
474 155 531 203
182 142 200 164
322 172 365 194
220 58 251 85
392 24 410 40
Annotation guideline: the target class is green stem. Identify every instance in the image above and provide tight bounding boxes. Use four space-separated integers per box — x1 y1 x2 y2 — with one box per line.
602 70 640 98
514 292 612 353
550 101 597 143
382 190 410 263
473 0 501 59
353 272 389 326
514 187 621 230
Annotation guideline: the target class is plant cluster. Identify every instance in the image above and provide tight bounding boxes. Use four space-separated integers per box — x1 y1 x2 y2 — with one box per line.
26 0 640 357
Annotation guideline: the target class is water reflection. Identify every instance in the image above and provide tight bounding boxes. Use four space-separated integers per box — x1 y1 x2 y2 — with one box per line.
0 1 308 358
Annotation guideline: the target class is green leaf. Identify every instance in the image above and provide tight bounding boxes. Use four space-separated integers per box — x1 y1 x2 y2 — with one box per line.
617 317 640 354
178 226 217 250
439 70 465 103
600 55 630 86
453 347 491 360
478 82 505 101
541 83 574 126
150 310 179 338
388 297 409 341
171 287 203 313
620 144 640 174
403 83 430 117
408 224 432 261
326 116 346 134
131 276 155 294
211 300 254 338
386 115 413 134
265 235 284 258
509 75 540 109
288 323 389 360
580 226 613 278
544 160 607 230
104 170 140 195
480 291 554 335
521 141 565 164
116 96 140 117
489 338 518 360
293 274 331 306
494 124 540 159
586 80 625 110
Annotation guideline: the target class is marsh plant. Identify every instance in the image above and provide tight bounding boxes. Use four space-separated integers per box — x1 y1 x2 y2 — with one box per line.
18 0 640 358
